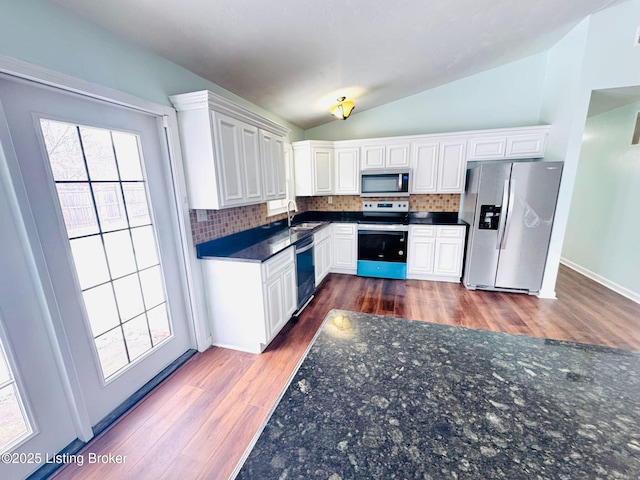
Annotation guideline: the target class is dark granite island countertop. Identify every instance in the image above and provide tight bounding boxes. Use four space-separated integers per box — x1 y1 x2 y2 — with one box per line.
236 310 640 479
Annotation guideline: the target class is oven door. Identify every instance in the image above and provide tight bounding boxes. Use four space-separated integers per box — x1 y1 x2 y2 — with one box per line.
357 225 408 279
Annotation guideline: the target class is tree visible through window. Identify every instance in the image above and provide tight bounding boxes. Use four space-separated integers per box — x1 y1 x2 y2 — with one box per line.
40 119 172 380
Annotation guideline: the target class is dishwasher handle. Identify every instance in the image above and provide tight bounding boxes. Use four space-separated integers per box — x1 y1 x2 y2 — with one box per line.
296 237 314 254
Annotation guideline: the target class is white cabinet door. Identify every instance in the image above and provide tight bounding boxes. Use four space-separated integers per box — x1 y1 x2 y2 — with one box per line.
315 239 333 285
313 147 333 194
437 140 466 193
362 145 385 169
411 141 439 193
274 136 287 197
386 143 411 168
314 239 326 286
434 238 464 277
332 224 357 272
241 123 263 201
407 226 435 277
260 130 286 201
264 275 284 342
506 134 546 158
468 136 507 160
408 236 436 275
213 112 245 205
334 147 360 195
322 237 332 278
282 264 297 320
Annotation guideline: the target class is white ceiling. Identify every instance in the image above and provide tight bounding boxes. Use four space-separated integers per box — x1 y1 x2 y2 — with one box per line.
51 0 626 130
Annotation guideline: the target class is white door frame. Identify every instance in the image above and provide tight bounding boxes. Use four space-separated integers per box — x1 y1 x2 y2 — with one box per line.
0 54 211 442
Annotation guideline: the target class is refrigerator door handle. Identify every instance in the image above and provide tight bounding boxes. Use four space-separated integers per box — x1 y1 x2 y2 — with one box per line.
496 179 510 249
500 179 516 250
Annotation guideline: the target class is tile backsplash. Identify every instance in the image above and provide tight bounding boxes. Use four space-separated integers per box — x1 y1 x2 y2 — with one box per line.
190 203 290 244
297 194 460 213
190 194 460 244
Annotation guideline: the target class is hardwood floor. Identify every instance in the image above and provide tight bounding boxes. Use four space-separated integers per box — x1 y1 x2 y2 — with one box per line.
52 265 640 480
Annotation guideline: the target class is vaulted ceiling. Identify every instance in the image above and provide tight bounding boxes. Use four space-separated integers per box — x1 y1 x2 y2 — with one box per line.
51 0 626 129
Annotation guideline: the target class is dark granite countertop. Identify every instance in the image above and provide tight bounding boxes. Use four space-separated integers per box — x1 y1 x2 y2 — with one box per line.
236 310 640 479
196 211 466 262
196 220 330 263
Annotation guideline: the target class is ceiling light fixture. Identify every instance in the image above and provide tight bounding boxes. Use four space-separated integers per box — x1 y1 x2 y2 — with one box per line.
329 96 355 120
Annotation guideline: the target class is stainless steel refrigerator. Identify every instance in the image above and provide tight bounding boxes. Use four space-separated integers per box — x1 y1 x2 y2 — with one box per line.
461 161 563 294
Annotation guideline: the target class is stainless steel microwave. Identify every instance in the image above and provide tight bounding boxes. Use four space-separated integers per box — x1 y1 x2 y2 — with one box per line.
360 169 410 197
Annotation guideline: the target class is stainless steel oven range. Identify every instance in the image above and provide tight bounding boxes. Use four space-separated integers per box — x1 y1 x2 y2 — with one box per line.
357 201 409 280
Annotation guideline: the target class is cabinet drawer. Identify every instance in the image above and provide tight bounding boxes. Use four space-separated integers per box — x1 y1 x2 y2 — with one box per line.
409 225 435 237
313 225 331 243
262 246 295 281
436 226 464 238
333 223 356 235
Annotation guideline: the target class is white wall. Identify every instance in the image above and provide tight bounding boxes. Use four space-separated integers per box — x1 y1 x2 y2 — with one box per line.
538 0 640 298
304 53 549 141
561 102 640 301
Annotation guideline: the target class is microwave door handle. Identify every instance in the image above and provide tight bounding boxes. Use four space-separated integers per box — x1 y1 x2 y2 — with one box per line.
398 174 402 192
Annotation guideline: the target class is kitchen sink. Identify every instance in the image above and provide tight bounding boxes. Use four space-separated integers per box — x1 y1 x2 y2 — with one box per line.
289 222 323 231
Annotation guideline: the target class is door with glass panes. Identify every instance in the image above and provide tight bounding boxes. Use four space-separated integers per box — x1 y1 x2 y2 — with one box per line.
0 73 193 456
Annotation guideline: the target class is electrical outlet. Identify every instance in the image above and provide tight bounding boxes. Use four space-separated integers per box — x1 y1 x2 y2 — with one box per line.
196 209 208 222
328 196 333 204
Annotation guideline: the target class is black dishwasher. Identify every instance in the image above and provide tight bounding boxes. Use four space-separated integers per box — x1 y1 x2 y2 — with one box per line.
294 235 315 314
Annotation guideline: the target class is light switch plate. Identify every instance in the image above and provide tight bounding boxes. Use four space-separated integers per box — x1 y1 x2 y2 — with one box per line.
196 209 208 222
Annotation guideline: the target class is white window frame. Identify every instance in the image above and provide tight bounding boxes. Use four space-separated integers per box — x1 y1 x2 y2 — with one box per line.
0 314 35 454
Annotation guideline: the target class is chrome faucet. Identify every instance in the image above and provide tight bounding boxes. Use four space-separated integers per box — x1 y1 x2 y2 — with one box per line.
286 199 298 227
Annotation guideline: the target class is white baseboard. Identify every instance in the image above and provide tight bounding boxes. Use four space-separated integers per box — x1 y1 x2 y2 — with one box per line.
560 258 640 305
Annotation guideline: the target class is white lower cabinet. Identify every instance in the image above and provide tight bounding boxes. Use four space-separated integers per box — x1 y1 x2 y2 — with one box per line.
200 246 296 353
407 225 465 282
314 225 332 285
407 226 436 276
331 223 357 274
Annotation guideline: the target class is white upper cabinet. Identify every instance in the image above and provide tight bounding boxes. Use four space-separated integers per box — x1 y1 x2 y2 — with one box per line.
362 145 385 169
293 126 548 198
293 141 334 196
260 130 286 201
213 112 246 206
314 148 333 194
467 126 549 161
334 147 360 195
410 139 466 194
169 90 289 210
240 123 263 202
437 140 467 193
386 143 411 168
410 141 439 193
362 142 410 169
